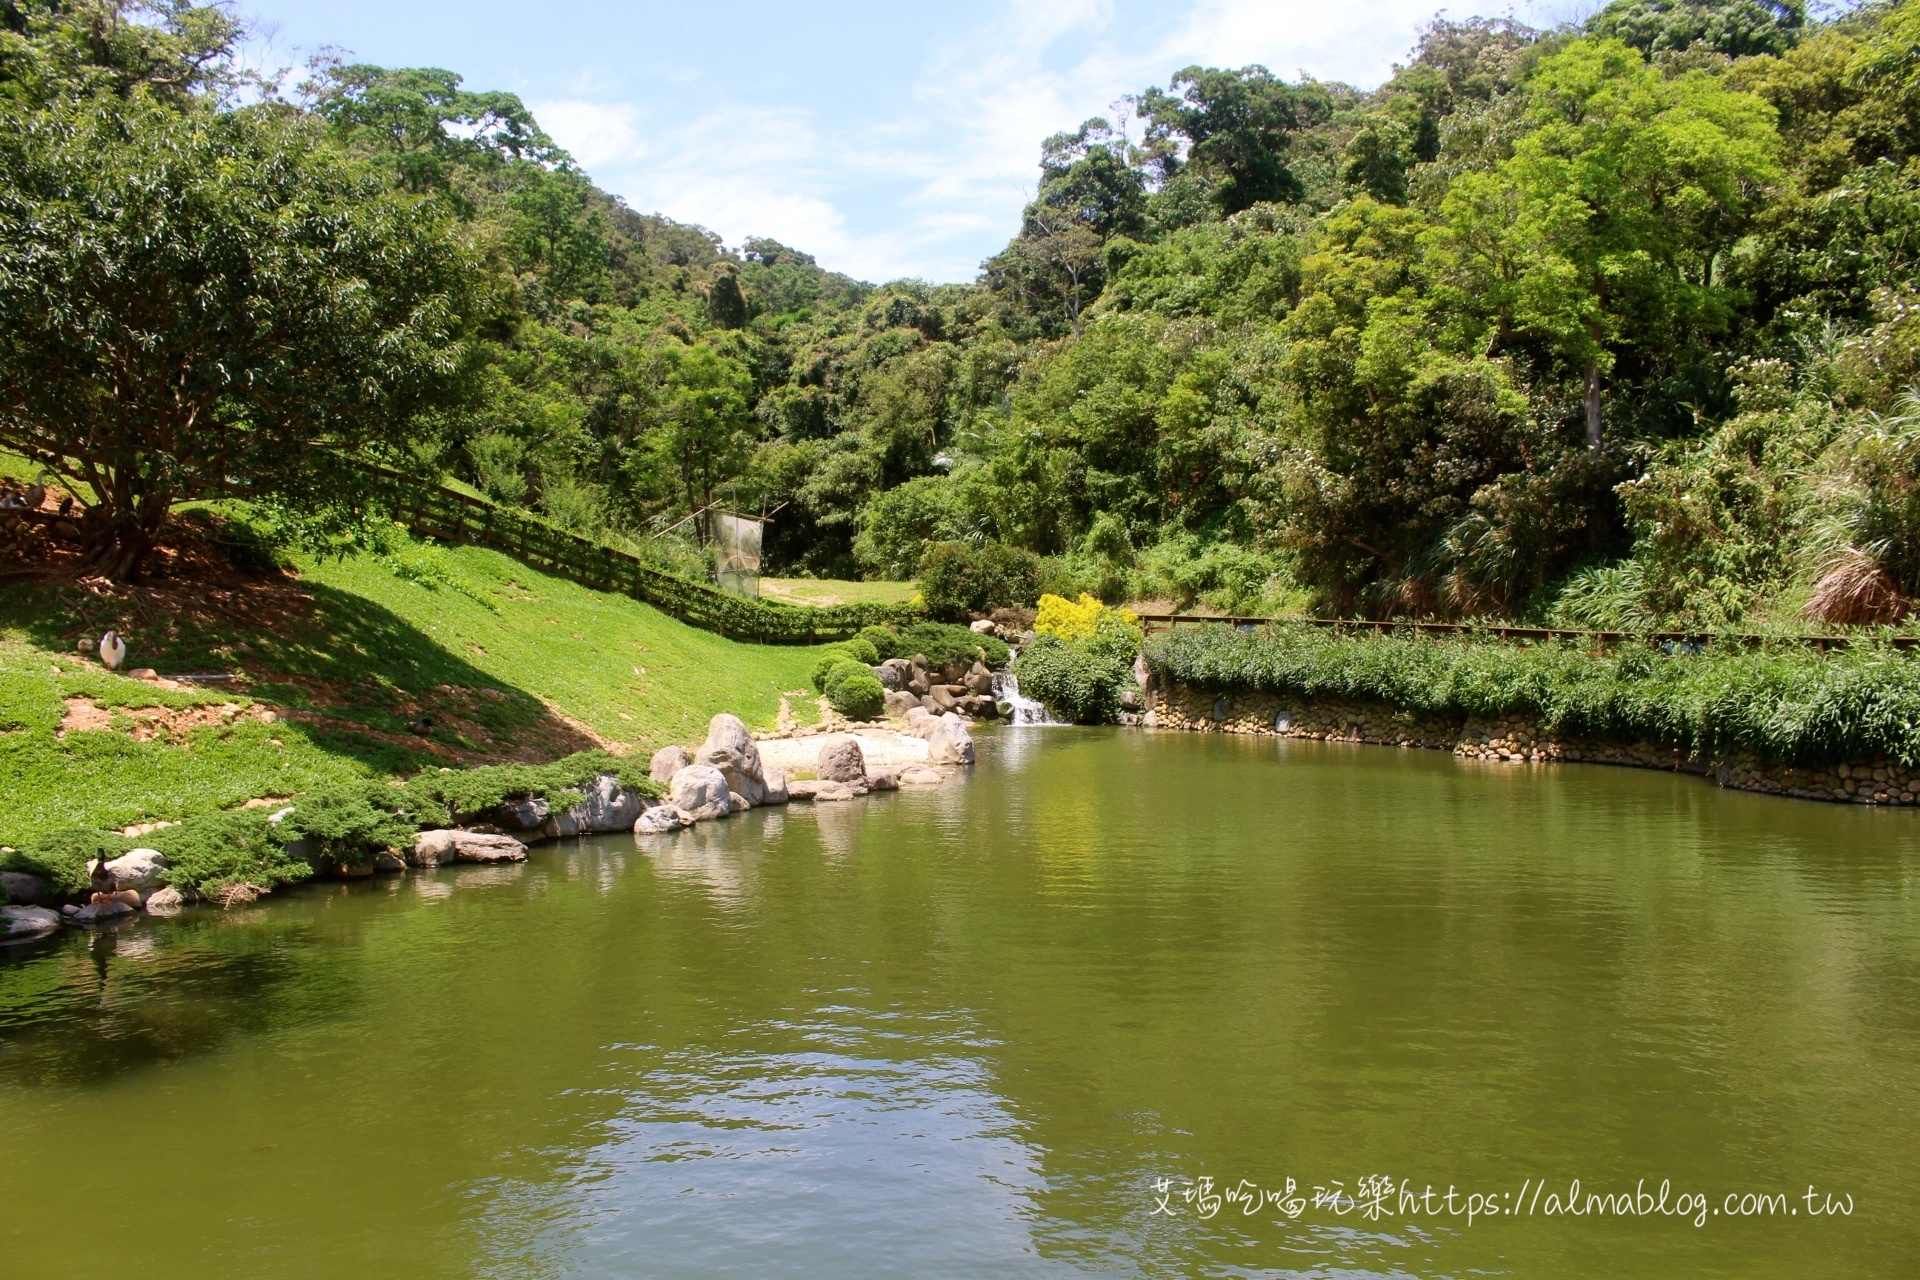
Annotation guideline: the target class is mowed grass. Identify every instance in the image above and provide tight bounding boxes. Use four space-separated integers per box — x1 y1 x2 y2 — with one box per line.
295 539 826 748
0 531 832 847
760 578 918 607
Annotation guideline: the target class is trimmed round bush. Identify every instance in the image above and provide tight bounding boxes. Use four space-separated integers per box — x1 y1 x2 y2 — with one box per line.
839 636 881 665
857 625 901 660
825 667 887 719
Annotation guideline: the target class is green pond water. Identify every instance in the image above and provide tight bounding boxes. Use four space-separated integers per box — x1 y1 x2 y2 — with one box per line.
3 728 1918 1278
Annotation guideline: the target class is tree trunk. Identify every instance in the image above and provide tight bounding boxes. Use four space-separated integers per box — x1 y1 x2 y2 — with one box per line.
1584 360 1603 450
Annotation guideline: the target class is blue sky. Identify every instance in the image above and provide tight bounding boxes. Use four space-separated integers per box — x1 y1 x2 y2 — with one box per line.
242 1 1569 283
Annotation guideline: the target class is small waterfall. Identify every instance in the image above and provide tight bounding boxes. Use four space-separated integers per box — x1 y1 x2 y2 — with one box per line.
993 671 1060 725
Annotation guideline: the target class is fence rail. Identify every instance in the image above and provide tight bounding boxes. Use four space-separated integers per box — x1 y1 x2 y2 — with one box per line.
1133 612 1920 652
357 465 919 645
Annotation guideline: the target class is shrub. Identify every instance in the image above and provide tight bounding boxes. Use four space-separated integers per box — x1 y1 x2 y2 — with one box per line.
917 541 1043 621
857 625 902 660
1011 606 1143 723
825 666 887 719
1 828 130 896
281 780 419 868
1035 592 1139 642
838 636 882 666
896 620 1010 668
1144 623 1920 768
148 810 313 897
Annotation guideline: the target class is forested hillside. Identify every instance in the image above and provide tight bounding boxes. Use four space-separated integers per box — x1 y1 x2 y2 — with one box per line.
6 0 1920 632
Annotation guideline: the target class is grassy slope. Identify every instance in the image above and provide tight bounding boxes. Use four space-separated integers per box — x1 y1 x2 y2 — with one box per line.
0 532 828 847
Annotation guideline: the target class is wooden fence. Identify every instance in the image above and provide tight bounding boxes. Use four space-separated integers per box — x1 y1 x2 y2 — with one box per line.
359 466 920 645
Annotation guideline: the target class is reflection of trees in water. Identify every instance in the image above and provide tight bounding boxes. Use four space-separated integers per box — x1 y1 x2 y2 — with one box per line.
0 910 363 1087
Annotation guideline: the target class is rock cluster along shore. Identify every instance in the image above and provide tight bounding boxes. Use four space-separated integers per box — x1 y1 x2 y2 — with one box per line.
0 709 982 942
1144 679 1918 806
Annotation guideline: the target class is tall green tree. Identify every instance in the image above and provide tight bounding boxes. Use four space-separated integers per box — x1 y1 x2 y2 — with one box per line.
1139 66 1332 213
1430 37 1780 446
0 95 476 578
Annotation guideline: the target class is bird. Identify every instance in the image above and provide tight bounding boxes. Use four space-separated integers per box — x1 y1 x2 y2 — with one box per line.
99 631 127 671
407 716 435 736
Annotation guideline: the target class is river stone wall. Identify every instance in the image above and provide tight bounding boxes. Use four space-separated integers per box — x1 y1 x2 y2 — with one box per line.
1144 679 1918 807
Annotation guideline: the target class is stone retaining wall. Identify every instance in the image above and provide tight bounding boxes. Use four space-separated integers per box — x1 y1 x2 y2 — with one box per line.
1144 680 1918 807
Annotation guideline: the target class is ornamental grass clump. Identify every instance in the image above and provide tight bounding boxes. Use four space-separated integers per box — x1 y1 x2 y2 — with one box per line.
1144 623 1920 768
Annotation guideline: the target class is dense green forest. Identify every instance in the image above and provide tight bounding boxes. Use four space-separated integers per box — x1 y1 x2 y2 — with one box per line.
5 0 1920 630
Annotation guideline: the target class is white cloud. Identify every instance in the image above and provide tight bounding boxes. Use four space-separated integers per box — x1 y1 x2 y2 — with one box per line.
535 0 1539 284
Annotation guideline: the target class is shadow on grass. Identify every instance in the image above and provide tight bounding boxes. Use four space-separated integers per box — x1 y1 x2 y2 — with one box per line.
0 572 599 772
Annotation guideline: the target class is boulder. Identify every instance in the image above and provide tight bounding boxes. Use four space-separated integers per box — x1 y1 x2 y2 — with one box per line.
69 899 135 926
1119 689 1143 712
544 774 649 838
648 745 694 785
103 848 167 893
940 660 970 685
143 885 186 915
1132 653 1153 691
729 791 748 812
964 661 995 695
957 695 997 718
372 852 406 873
787 778 866 802
866 769 899 791
410 830 529 867
884 689 921 720
0 870 48 906
927 715 976 765
898 764 945 786
763 770 790 805
906 661 930 696
498 794 550 831
668 764 734 820
695 714 768 806
815 734 866 783
904 707 938 738
1 904 61 941
634 805 693 834
875 658 913 691
970 619 998 635
927 684 959 712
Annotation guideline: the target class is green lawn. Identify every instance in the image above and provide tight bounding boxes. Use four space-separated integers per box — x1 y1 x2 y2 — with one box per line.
760 577 918 607
0 530 830 847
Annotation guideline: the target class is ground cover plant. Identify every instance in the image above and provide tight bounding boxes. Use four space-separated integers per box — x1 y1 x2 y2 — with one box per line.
1146 623 1920 767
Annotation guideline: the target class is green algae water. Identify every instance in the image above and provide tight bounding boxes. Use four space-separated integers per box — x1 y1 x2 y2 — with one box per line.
3 729 1918 1278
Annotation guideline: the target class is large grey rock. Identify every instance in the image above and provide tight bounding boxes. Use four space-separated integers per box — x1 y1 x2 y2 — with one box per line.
1 904 61 941
927 684 959 712
498 794 550 831
876 658 914 691
544 774 649 838
634 805 693 834
815 734 866 783
926 715 976 765
695 714 767 807
648 745 693 784
410 830 528 867
904 706 938 739
762 770 790 804
884 689 920 720
898 764 945 786
69 899 135 926
866 769 899 791
668 764 734 820
143 885 186 916
1 871 48 905
1133 653 1153 691
964 661 995 695
905 661 931 696
970 619 998 635
103 848 168 893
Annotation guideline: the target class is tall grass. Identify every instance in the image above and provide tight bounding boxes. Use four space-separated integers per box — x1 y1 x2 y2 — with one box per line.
1145 623 1920 766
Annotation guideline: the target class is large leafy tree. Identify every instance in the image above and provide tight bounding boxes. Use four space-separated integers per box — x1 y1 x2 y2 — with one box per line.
1139 66 1331 214
0 94 476 579
1430 37 1780 446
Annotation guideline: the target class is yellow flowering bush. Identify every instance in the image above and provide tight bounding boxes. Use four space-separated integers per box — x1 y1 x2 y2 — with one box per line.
1034 593 1138 642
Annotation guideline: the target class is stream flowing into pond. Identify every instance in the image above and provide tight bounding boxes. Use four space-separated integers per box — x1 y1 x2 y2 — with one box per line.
3 729 1918 1278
